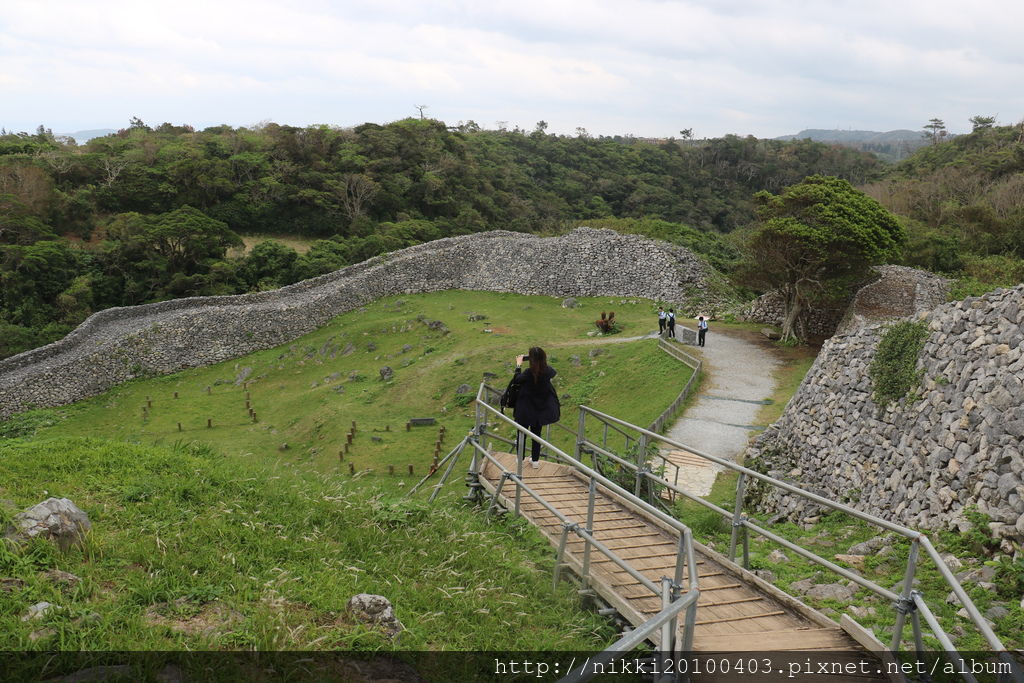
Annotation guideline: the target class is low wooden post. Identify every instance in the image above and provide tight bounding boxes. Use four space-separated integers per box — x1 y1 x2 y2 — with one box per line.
338 449 344 463
207 418 212 428
408 464 414 476
344 443 349 454
385 425 390 432
245 400 251 410
388 464 394 476
146 399 152 408
173 391 178 399
243 382 248 390
346 433 353 445
245 392 250 400
349 462 355 475
177 422 182 432
406 422 411 431
351 420 357 432
251 412 257 423
206 386 211 394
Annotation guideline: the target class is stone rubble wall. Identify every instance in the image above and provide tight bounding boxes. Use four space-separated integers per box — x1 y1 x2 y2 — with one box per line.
740 265 949 340
746 285 1024 546
0 228 719 419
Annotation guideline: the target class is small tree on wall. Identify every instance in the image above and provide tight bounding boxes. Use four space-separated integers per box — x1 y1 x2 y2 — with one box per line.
736 175 905 343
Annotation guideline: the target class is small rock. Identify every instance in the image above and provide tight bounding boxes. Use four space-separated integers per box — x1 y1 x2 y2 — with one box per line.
346 594 404 640
28 628 56 642
847 605 877 619
1 577 26 592
6 498 92 551
332 385 346 395
401 344 413 353
233 367 253 385
22 601 57 621
568 355 581 367
367 342 377 352
454 383 472 395
847 535 888 556
752 569 776 583
561 298 578 308
834 554 866 570
985 605 1010 621
804 582 858 602
467 313 486 321
588 348 606 358
767 549 788 563
41 569 81 588
278 443 289 451
379 366 394 381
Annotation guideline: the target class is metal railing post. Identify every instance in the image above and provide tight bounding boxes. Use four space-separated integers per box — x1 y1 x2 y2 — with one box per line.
728 472 747 562
890 538 920 651
582 477 597 587
554 522 577 591
577 407 588 461
660 576 673 653
514 428 526 517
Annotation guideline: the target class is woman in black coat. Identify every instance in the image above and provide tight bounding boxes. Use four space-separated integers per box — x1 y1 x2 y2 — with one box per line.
511 346 560 468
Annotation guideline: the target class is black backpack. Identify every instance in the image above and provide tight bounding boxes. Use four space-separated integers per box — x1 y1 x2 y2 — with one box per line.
499 375 520 413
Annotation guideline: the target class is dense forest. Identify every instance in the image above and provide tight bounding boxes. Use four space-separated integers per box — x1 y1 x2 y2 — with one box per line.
1 116 1022 358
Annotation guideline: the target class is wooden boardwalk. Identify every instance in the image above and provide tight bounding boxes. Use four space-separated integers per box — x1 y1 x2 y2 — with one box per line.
479 453 883 656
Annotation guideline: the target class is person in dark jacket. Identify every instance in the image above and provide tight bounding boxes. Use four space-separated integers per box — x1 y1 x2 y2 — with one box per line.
511 346 560 469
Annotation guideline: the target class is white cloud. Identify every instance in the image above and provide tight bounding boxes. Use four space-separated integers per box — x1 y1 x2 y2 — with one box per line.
1 0 1022 136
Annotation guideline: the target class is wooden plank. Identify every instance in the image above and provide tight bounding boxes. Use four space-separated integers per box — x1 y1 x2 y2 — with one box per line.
692 627 856 651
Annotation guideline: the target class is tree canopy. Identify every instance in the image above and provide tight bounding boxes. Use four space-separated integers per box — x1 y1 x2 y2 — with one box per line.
738 175 904 341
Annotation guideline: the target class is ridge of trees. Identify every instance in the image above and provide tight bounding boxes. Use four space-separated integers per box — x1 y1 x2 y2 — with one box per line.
0 118 883 358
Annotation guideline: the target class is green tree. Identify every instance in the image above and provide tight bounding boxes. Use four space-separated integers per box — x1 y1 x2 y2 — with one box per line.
737 175 905 342
923 118 947 144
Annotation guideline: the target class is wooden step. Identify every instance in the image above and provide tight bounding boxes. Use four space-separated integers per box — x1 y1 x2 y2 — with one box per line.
691 627 858 651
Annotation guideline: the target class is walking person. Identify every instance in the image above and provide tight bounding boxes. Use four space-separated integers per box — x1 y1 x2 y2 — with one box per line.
697 316 708 347
657 307 667 336
666 308 676 339
510 347 561 469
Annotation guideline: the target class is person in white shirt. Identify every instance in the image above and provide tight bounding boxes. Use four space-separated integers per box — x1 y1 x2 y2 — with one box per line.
697 316 708 347
657 307 666 336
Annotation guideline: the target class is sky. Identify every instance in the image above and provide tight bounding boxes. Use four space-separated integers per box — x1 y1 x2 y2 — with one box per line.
2 0 1022 140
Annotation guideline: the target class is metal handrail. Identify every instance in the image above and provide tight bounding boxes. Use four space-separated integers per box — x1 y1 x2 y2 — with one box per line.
468 390 701 653
558 591 700 683
575 405 1015 666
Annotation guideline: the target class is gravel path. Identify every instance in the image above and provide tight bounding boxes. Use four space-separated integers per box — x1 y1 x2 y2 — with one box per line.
661 325 781 496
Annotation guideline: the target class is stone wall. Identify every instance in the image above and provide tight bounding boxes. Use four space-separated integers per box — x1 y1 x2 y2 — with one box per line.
0 228 719 419
741 265 949 340
746 285 1024 547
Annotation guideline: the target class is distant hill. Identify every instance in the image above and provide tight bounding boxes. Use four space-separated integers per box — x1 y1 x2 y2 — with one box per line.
774 129 932 162
63 128 116 143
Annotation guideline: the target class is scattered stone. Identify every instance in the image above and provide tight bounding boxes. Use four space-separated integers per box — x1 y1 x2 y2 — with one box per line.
588 348 605 358
401 344 413 353
6 498 92 551
379 367 394 381
847 605 877 619
760 327 781 340
561 298 578 308
454 384 472 395
803 582 858 601
233 367 253 385
767 549 788 563
984 605 1010 621
333 385 346 395
348 371 362 381
28 628 56 642
278 443 289 451
940 553 963 572
22 601 58 621
341 343 356 356
346 594 404 640
834 554 866 570
371 436 383 443
482 372 498 380
847 535 888 556
1 577 25 592
568 355 581 367
41 569 81 588
751 569 776 583
367 342 377 352
467 313 486 322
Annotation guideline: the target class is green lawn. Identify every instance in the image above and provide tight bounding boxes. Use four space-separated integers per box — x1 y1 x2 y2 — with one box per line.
1 291 696 661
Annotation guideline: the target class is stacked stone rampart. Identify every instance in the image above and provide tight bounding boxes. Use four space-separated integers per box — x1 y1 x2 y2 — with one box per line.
747 285 1024 546
0 228 718 419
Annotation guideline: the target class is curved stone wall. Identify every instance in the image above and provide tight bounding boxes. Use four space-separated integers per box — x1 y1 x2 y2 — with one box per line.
0 228 716 419
747 285 1024 546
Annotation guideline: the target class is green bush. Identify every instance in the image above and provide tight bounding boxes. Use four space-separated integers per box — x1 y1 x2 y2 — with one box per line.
869 320 929 407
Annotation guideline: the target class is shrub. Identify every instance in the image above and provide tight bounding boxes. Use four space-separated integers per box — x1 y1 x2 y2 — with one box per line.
869 320 929 407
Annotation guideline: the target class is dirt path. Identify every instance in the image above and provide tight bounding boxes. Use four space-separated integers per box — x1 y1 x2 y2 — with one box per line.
661 325 782 496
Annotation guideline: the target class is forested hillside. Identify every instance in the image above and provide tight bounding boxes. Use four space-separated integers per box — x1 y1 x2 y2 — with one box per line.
864 121 1024 296
0 118 880 358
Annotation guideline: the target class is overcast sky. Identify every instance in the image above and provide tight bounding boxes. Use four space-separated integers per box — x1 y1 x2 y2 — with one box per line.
2 0 1022 139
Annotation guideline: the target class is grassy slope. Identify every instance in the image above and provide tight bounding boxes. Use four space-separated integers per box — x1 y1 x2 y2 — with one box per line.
1 291 694 656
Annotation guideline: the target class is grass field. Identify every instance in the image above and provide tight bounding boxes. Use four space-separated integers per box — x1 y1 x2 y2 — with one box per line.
1 291 696 662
